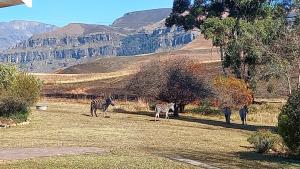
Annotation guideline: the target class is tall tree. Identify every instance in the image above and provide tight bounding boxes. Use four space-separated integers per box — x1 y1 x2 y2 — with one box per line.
260 24 300 95
166 0 293 86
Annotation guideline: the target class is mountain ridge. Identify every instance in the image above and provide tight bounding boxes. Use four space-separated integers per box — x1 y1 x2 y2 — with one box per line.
0 20 57 50
0 8 199 72
111 8 171 29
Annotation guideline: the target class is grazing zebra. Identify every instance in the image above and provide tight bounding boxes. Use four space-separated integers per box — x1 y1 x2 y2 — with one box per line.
239 105 248 125
90 97 115 117
154 103 175 121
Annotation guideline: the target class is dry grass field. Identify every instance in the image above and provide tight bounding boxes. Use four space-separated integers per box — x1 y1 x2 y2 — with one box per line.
32 49 292 99
1 99 299 169
34 49 221 96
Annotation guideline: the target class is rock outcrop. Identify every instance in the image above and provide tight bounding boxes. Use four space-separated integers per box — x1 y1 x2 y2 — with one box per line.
0 20 57 50
0 9 198 72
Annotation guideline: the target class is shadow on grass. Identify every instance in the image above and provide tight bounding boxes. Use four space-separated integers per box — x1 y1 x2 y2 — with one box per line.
177 115 275 132
156 149 286 169
236 151 300 167
113 108 275 132
113 108 154 118
81 114 91 117
113 108 175 122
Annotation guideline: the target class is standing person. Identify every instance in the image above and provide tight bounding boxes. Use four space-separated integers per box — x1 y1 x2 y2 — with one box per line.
239 105 249 125
223 105 232 124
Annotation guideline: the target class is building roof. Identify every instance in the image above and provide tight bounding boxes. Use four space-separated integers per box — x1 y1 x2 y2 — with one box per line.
0 0 31 8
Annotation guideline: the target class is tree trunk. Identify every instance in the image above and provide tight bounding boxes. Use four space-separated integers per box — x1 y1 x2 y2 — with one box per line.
286 72 292 95
220 45 227 76
173 103 185 118
298 62 300 89
179 104 185 113
173 103 180 118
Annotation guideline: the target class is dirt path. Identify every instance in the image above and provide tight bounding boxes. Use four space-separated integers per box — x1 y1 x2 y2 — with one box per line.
0 147 105 161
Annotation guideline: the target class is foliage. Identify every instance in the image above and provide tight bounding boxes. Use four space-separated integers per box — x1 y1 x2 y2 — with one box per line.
11 73 43 105
247 130 278 153
0 64 42 121
0 96 29 123
166 0 293 85
191 101 221 116
260 25 300 95
0 64 18 90
278 89 300 156
213 76 253 107
127 59 212 115
158 61 212 105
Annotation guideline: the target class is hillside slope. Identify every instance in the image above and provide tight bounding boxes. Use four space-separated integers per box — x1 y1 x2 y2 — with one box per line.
37 43 221 96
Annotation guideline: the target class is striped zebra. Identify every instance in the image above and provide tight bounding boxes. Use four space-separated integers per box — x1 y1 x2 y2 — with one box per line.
155 103 175 121
90 97 115 117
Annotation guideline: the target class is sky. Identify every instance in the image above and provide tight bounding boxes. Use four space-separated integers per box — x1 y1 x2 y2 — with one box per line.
0 0 173 26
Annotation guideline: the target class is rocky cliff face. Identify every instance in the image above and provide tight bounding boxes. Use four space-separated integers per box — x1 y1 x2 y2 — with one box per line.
0 9 198 72
111 8 172 29
0 20 57 50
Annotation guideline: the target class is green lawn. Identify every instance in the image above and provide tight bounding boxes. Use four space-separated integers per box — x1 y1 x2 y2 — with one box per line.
0 101 299 169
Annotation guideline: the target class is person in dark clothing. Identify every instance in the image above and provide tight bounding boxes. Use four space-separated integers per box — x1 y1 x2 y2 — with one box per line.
223 106 232 124
239 105 249 125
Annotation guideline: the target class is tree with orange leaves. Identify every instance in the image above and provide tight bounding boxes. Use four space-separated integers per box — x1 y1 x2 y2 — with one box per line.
213 76 253 108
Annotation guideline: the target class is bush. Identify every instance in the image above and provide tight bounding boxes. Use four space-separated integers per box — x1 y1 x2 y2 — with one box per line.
278 89 300 156
0 64 42 122
127 59 212 116
190 100 221 115
0 97 29 122
213 76 253 108
247 130 277 153
10 73 42 105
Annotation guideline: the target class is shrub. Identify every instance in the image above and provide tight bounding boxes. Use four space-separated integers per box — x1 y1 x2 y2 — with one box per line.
0 97 29 122
278 89 300 156
127 59 212 116
10 73 42 105
0 64 42 122
213 76 253 108
0 64 18 90
247 130 277 153
190 100 221 115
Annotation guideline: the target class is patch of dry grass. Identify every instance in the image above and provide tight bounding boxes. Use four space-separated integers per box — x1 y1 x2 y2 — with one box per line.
0 100 298 169
33 70 137 85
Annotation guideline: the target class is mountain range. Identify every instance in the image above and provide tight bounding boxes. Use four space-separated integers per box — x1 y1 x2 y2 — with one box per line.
0 20 57 50
0 8 199 72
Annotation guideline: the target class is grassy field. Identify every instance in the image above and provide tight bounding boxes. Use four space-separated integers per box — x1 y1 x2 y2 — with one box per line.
1 100 299 169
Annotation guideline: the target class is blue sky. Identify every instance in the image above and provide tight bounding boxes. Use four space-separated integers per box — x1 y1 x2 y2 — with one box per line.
0 0 173 26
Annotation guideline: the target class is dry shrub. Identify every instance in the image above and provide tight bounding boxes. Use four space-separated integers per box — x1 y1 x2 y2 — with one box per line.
248 130 279 154
213 76 253 108
126 58 212 116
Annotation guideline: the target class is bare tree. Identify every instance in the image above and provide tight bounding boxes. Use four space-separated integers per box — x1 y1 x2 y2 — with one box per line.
127 58 212 117
261 26 300 95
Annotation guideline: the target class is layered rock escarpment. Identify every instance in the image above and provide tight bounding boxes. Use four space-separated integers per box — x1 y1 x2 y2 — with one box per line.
0 9 198 72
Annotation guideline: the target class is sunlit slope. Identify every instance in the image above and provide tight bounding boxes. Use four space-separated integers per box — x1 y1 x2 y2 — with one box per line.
35 47 221 95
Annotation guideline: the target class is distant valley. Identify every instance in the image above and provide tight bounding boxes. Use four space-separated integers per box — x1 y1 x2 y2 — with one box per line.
0 8 199 72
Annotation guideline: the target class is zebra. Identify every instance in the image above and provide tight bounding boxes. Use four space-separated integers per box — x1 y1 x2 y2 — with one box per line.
90 97 115 117
239 105 249 125
154 103 175 121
